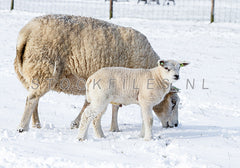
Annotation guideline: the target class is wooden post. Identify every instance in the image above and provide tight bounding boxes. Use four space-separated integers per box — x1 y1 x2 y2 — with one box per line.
10 0 14 10
110 0 113 19
210 0 215 23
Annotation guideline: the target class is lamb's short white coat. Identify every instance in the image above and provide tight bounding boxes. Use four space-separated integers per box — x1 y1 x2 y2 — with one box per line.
78 60 187 141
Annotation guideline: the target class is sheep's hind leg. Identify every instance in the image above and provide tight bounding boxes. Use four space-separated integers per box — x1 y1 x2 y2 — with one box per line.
77 104 107 141
110 105 120 132
92 107 107 138
17 94 40 132
71 99 90 129
32 101 41 128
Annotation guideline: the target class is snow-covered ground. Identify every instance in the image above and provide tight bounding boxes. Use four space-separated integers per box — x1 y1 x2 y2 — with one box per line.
0 9 240 168
1 0 240 22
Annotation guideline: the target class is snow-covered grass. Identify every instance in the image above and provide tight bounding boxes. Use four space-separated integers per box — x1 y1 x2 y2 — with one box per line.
0 10 240 167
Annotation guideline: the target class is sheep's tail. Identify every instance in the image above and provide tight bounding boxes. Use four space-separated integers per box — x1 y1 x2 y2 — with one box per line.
14 33 27 76
86 78 92 103
13 32 30 89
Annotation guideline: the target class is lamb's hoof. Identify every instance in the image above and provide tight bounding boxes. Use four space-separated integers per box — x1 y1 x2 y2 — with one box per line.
70 121 79 129
32 123 41 129
95 134 106 139
144 137 152 141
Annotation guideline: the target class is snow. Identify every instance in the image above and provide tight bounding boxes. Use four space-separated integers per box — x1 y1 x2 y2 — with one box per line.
1 7 240 168
1 0 240 22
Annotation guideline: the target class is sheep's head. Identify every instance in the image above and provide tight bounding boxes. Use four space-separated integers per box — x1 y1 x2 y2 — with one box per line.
153 91 180 128
158 60 189 83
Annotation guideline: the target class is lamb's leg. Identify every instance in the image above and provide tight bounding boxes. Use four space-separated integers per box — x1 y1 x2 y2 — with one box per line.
110 105 120 132
32 101 41 128
77 104 107 140
140 105 153 141
71 99 90 129
92 108 107 138
17 94 40 132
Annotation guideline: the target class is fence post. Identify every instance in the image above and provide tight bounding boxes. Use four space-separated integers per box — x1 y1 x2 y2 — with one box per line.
10 0 14 10
210 0 215 23
110 0 113 19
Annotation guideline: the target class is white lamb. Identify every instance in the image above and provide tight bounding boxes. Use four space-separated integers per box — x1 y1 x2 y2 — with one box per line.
78 60 188 141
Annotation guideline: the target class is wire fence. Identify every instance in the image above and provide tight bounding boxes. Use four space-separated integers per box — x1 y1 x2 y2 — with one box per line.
0 0 240 23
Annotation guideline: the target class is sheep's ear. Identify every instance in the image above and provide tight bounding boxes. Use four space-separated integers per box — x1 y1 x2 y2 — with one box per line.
158 60 165 67
180 62 189 67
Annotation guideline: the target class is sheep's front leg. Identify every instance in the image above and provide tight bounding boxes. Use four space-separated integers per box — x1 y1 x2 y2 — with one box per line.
71 99 90 129
18 94 39 132
110 105 120 132
140 105 153 141
32 101 41 128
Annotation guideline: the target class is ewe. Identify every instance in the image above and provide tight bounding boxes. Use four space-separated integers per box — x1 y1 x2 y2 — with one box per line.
78 60 188 141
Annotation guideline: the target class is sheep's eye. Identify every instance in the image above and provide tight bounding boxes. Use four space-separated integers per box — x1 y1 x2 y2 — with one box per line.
165 67 170 71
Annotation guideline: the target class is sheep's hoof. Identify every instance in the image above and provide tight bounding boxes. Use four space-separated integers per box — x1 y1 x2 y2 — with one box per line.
17 126 29 133
70 121 79 129
78 137 86 141
17 128 24 133
17 127 27 133
32 123 41 129
109 128 120 132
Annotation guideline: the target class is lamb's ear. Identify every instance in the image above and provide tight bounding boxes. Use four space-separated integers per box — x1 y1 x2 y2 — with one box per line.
158 60 165 67
180 62 189 67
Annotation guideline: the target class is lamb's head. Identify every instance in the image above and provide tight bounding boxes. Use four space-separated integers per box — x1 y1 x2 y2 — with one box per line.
157 60 189 83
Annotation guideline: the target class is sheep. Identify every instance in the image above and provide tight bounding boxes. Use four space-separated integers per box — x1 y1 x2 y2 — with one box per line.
78 60 188 141
14 14 179 132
